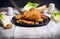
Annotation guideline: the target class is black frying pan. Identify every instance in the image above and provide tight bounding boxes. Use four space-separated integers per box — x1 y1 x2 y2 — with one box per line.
12 16 50 27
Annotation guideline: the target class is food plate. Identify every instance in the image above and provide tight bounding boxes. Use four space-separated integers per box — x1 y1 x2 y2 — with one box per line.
12 16 50 27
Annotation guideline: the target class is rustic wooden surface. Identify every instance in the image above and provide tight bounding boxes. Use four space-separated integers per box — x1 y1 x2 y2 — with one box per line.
0 10 60 39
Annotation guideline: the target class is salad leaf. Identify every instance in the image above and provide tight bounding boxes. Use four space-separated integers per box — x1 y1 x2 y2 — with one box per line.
0 13 11 27
52 10 60 22
23 2 39 11
26 2 39 8
0 14 7 26
0 13 6 20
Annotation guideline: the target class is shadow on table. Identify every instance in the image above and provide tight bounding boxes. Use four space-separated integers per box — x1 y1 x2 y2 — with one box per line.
54 30 60 39
0 28 14 39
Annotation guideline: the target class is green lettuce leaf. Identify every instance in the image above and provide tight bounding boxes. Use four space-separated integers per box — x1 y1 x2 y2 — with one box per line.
0 13 6 20
52 10 60 22
23 2 39 11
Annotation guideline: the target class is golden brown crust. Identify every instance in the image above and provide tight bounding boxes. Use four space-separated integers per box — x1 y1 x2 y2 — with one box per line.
5 24 12 29
15 14 22 19
41 13 47 19
16 19 39 25
14 8 47 25
23 8 44 22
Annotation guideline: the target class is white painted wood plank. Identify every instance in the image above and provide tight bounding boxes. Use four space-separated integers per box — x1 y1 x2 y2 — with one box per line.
14 26 52 39
0 25 15 39
47 21 60 39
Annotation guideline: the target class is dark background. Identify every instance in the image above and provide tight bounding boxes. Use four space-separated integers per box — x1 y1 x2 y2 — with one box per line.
0 0 60 10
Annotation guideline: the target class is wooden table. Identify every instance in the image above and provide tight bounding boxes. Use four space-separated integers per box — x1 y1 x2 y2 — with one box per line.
0 21 60 39
0 8 60 39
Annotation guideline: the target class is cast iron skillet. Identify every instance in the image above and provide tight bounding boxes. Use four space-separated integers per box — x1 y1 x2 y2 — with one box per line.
12 16 50 27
